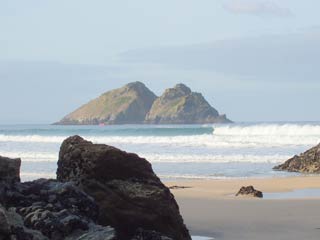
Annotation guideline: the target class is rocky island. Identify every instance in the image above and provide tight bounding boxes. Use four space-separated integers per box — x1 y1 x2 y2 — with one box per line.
56 82 157 125
0 136 191 240
145 83 230 124
55 82 231 125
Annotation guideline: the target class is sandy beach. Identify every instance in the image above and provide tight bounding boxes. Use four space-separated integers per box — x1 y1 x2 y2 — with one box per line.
167 176 320 240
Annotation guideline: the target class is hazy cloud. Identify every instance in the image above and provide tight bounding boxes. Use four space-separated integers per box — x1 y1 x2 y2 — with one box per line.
119 30 320 81
223 0 293 17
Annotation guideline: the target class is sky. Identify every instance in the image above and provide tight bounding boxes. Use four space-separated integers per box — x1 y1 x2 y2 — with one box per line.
0 0 319 123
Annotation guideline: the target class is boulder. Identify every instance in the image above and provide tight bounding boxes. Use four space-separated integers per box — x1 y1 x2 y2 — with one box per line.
131 228 172 240
0 164 116 240
0 205 11 239
57 135 191 240
0 156 21 183
74 225 115 240
0 204 49 240
236 186 263 198
273 143 320 173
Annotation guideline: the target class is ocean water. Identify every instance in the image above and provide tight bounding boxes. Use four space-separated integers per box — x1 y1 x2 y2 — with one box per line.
0 123 320 182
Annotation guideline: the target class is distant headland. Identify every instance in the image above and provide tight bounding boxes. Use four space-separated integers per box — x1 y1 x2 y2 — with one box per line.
54 82 232 125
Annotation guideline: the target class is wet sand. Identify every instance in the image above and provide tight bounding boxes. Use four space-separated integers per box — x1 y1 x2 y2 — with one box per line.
167 176 320 240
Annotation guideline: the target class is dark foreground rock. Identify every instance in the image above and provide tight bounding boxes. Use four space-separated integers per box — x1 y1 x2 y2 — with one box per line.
57 135 191 240
1 153 177 239
0 171 116 240
236 186 263 198
0 156 21 183
273 143 320 173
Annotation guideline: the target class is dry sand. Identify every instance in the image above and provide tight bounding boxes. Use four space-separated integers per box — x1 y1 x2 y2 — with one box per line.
167 176 320 240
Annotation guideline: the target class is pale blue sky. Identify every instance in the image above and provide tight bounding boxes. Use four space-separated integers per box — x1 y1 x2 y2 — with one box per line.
0 0 319 123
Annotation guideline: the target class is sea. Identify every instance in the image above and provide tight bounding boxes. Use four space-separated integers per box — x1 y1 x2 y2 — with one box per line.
1 122 320 182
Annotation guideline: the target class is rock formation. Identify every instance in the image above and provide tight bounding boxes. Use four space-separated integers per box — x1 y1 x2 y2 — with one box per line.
0 156 21 183
56 82 232 125
273 143 320 173
0 143 186 239
57 135 191 240
0 156 116 240
145 84 231 124
236 186 263 198
57 82 157 125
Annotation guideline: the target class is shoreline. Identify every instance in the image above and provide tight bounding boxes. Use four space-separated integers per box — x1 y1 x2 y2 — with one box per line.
167 175 320 240
166 175 320 199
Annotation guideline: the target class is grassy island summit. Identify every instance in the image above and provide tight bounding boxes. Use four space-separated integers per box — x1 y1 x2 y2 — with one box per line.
55 82 231 125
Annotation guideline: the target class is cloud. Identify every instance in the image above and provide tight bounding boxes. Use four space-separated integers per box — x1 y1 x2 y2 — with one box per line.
119 30 320 82
223 0 293 17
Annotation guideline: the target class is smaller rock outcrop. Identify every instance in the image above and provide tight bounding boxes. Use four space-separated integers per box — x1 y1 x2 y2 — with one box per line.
236 186 263 198
145 83 231 124
273 143 320 173
57 135 191 240
0 156 116 240
0 156 21 183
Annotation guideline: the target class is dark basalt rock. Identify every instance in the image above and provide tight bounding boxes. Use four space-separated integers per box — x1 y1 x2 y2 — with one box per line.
131 228 172 240
0 156 21 183
0 179 116 240
57 135 191 240
274 143 320 173
236 186 263 198
0 156 116 240
0 205 11 239
0 140 185 240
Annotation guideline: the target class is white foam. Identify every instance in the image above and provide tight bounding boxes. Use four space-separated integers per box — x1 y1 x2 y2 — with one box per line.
0 150 289 163
0 135 64 143
141 153 290 163
213 124 320 136
0 132 318 148
0 151 57 161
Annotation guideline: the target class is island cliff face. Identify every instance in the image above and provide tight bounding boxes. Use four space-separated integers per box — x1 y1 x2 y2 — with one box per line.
145 84 231 124
57 82 157 125
56 82 231 125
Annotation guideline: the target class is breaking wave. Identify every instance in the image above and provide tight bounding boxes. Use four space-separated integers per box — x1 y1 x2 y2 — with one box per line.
0 151 58 161
213 124 320 136
1 123 320 181
0 123 319 148
0 150 290 164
